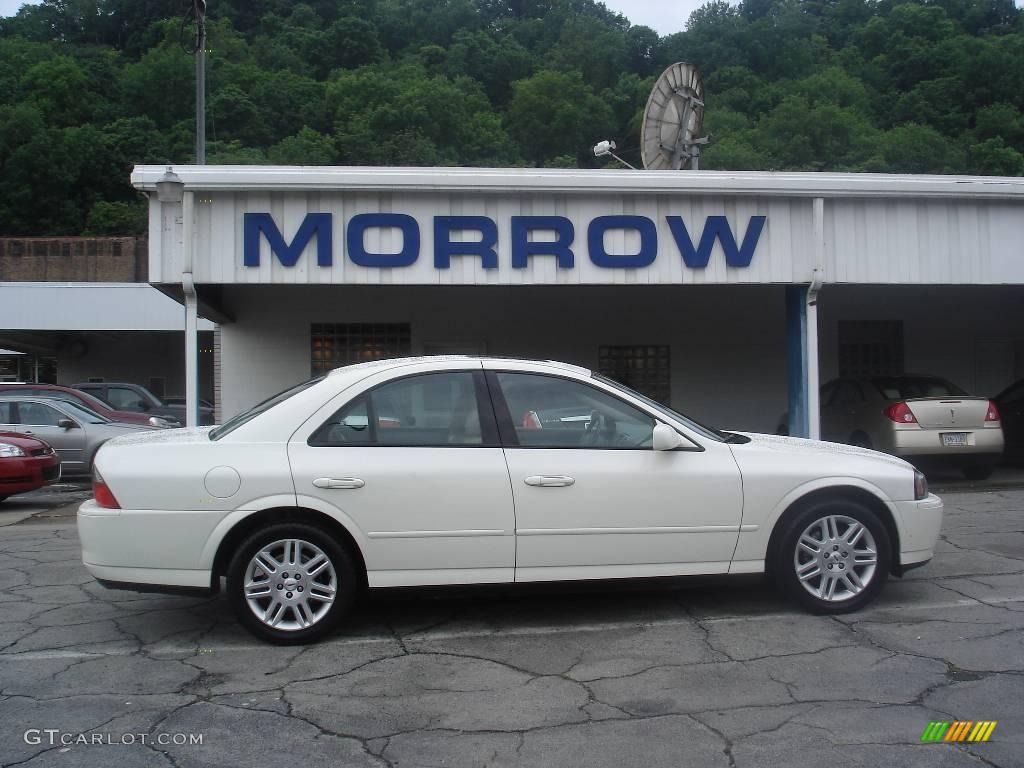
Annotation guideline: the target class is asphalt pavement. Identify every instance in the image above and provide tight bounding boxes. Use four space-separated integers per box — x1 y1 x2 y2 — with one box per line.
0 483 1022 767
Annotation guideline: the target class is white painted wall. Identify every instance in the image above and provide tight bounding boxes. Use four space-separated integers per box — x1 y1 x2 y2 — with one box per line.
218 283 1024 432
218 285 789 431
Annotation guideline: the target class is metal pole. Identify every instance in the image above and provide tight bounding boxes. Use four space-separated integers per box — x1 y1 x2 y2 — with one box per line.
195 8 206 165
182 190 198 428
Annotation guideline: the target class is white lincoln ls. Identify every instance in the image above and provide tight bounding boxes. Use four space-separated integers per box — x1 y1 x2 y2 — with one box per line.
78 357 943 643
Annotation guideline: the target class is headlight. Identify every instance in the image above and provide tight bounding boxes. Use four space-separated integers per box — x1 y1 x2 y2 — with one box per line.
914 468 928 500
0 442 26 458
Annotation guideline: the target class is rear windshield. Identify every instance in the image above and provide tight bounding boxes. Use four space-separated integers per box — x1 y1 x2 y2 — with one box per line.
872 377 968 400
209 377 324 440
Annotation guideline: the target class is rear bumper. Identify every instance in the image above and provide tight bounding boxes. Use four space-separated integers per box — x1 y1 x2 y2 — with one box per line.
891 493 943 572
77 498 223 590
889 426 1003 458
0 455 60 495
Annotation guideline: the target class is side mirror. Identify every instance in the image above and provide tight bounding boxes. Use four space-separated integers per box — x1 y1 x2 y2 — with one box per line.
57 418 77 430
652 421 686 451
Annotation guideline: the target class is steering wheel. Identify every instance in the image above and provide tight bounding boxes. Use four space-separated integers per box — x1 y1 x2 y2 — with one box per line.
582 410 611 446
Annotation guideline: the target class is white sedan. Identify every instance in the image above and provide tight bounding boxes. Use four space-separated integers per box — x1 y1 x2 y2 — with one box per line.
78 357 943 643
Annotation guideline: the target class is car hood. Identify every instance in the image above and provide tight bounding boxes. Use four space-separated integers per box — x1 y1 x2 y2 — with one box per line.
0 430 52 451
730 431 914 471
103 426 215 447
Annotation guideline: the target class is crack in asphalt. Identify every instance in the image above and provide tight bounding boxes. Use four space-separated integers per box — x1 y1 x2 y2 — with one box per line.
2 495 1024 766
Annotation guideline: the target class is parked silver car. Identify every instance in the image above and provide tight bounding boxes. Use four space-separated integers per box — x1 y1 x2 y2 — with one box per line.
816 376 1004 480
0 396 153 476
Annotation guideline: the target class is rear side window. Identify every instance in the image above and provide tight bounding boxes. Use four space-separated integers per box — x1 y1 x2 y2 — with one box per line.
0 402 13 423
310 372 489 447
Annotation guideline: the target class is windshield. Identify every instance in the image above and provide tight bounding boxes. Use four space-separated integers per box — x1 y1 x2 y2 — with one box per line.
592 373 726 442
209 377 324 440
56 401 110 424
872 376 968 400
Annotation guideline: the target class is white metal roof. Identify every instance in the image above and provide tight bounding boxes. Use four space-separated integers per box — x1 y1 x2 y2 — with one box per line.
131 165 1024 200
0 283 216 331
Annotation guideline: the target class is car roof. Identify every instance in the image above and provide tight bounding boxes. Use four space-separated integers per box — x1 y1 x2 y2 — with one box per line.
324 356 591 378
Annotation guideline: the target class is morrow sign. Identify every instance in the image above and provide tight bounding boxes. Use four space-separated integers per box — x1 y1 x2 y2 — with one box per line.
243 213 767 270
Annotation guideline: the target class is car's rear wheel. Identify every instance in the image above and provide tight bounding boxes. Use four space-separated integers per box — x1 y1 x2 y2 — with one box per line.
963 464 994 481
226 522 359 644
777 499 890 613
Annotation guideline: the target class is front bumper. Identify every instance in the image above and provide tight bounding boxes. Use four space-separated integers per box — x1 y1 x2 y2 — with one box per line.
891 493 944 571
0 454 60 496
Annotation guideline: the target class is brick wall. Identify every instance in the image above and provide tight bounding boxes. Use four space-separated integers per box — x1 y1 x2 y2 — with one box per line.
0 237 147 282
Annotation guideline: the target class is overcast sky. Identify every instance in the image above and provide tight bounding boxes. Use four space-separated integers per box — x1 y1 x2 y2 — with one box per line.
0 0 700 34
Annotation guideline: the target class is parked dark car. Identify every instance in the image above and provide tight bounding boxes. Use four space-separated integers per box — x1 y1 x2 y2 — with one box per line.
0 430 61 503
0 383 176 428
73 382 213 426
994 379 1024 462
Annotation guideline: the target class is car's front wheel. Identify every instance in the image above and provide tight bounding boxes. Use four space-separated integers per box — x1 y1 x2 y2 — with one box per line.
226 522 359 644
777 500 890 613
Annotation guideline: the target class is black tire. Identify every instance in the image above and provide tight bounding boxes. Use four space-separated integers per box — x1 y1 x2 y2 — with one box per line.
963 464 994 481
848 432 873 449
226 522 359 644
776 499 891 614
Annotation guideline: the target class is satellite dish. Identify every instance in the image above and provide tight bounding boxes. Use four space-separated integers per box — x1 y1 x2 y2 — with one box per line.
640 62 708 171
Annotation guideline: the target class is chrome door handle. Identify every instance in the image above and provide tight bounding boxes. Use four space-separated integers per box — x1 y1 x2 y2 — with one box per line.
313 477 365 490
524 475 575 487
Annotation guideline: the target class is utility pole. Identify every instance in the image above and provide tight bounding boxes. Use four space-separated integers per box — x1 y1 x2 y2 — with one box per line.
195 0 207 165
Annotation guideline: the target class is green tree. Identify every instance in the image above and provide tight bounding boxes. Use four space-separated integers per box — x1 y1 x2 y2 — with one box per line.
506 69 615 166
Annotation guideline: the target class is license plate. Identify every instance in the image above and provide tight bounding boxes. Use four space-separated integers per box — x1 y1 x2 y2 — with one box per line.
941 432 969 447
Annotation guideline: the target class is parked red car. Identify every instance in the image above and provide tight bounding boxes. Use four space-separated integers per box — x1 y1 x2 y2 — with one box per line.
0 384 174 428
0 430 61 502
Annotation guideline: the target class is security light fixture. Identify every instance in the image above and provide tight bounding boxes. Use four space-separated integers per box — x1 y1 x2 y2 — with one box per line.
156 166 184 203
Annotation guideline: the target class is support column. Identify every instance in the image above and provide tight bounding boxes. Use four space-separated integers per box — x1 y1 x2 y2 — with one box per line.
786 285 810 438
182 189 198 428
785 286 823 439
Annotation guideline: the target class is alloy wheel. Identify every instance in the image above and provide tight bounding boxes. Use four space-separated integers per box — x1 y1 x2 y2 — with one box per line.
793 514 878 602
243 538 338 631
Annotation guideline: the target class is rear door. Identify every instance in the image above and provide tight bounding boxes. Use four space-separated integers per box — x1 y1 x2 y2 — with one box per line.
287 365 517 587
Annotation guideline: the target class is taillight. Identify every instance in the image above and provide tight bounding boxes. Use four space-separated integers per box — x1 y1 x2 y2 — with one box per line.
92 465 120 509
985 401 1000 422
884 401 918 424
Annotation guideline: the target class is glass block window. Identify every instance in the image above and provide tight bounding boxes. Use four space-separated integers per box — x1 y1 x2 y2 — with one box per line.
598 345 671 404
838 321 904 378
311 323 411 374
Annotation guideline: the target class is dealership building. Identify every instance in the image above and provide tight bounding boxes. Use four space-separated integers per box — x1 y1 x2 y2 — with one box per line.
131 165 1024 435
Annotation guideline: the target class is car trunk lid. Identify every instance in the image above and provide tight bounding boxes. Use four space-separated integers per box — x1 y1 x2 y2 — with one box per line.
905 397 990 429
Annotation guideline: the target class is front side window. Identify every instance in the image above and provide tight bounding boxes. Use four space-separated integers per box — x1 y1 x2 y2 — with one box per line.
0 402 13 423
17 402 64 426
310 372 485 447
495 372 655 449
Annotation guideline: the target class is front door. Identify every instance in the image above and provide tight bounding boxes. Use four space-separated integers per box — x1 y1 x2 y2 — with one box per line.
288 367 516 587
5 400 86 470
485 367 744 582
